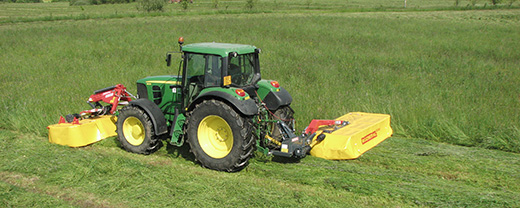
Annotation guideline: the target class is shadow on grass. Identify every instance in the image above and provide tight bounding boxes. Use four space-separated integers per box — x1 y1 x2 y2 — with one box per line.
106 136 303 166
163 140 304 165
271 155 302 164
165 142 196 163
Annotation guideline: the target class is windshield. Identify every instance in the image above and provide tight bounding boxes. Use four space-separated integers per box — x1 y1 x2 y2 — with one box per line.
185 53 222 87
228 53 257 87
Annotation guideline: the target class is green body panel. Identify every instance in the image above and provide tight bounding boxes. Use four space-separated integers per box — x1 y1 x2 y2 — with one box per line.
137 75 183 121
256 79 280 100
137 75 182 86
198 87 250 101
182 43 257 57
170 114 186 146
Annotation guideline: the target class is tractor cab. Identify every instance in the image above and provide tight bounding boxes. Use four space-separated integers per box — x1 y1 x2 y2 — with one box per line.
175 42 262 109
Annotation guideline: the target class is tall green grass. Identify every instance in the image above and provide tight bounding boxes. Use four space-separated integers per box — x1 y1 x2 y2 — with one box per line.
268 11 520 152
1 9 519 152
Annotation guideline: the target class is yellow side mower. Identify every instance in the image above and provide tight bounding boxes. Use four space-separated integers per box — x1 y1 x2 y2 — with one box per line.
48 39 392 172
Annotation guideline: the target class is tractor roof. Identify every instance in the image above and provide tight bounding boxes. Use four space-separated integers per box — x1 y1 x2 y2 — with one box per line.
181 43 257 57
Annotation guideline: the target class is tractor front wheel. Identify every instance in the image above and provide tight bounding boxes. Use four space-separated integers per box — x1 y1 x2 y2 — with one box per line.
116 105 162 154
187 100 254 172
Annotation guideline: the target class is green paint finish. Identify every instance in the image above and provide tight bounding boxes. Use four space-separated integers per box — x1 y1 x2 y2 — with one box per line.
256 79 279 100
137 75 183 118
198 87 251 101
170 114 186 147
137 75 182 86
182 43 257 57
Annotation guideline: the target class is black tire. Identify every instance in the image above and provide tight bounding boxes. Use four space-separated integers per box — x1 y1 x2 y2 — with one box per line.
186 100 254 172
65 113 81 123
116 105 162 155
269 105 294 143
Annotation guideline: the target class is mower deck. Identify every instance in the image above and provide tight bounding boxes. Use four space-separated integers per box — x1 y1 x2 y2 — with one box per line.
309 112 392 160
48 115 117 147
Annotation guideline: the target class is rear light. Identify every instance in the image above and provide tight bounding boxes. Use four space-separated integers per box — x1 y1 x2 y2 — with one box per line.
235 89 246 97
270 81 280 88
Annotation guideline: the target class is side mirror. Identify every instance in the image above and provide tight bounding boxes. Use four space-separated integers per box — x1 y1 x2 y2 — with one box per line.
166 53 172 67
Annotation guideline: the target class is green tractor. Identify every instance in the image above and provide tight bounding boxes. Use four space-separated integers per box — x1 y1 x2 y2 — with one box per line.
47 38 393 171
116 38 303 172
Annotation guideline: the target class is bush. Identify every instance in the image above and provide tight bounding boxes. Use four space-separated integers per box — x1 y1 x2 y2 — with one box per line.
245 0 256 9
11 0 41 2
180 0 188 10
94 0 136 4
137 0 165 12
69 0 135 5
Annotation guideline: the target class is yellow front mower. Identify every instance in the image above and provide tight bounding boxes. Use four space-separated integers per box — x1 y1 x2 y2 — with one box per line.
47 84 134 147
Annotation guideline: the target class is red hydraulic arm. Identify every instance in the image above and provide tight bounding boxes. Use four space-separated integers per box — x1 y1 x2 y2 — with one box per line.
305 120 349 135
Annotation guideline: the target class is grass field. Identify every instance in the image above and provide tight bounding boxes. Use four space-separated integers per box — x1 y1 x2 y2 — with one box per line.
1 0 520 207
2 130 520 207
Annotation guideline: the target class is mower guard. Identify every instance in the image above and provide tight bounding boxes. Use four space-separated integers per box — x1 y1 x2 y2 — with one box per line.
47 115 117 147
309 112 392 160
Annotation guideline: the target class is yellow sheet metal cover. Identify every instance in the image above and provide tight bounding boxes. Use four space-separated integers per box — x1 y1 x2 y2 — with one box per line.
309 112 392 160
48 115 117 147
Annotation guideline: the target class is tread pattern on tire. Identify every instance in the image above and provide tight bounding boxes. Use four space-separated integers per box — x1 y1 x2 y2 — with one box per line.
116 105 162 155
186 100 255 172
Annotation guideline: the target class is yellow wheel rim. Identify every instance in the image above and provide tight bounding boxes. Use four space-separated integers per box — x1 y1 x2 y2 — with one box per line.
198 115 233 159
122 116 145 146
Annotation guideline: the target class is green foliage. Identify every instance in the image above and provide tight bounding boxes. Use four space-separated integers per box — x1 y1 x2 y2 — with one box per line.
9 0 41 3
137 0 165 12
69 0 92 6
180 0 188 10
245 0 255 10
69 0 136 6
491 0 502 5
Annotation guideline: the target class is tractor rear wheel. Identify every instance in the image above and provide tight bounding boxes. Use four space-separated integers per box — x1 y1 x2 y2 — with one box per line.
116 105 162 154
187 100 254 172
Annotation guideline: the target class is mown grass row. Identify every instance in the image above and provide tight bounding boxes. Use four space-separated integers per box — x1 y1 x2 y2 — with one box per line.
1 9 519 152
1 129 519 207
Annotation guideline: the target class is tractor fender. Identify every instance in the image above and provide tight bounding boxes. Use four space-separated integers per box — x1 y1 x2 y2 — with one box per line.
190 91 258 116
128 99 168 136
263 87 292 110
